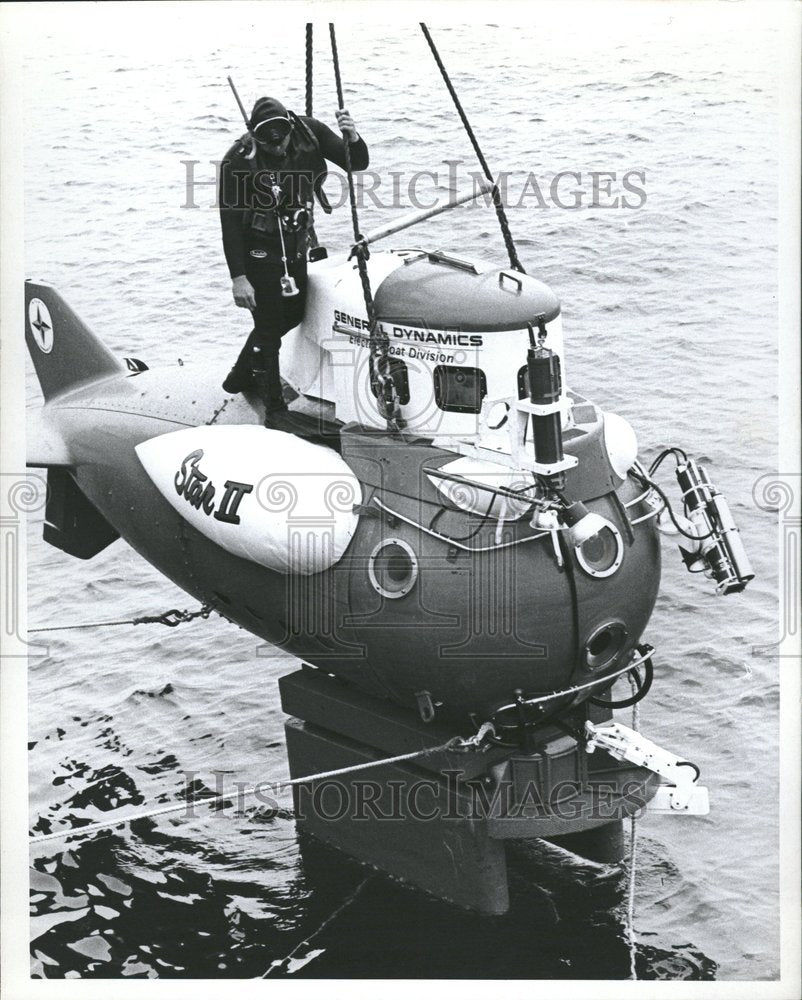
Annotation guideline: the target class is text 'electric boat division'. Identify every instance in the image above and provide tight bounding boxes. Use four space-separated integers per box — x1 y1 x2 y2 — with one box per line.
25 24 753 913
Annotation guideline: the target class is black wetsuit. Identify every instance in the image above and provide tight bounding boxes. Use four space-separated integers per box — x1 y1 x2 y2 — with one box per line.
219 117 369 408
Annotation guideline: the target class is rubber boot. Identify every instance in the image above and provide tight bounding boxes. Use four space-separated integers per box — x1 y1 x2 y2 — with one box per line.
222 364 254 394
222 336 257 394
251 349 287 424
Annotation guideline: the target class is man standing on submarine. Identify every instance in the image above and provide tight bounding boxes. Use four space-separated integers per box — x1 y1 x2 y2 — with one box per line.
219 95 369 416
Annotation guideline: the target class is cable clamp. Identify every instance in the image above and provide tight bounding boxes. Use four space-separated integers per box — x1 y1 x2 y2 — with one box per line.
348 235 370 262
447 721 496 752
134 604 213 628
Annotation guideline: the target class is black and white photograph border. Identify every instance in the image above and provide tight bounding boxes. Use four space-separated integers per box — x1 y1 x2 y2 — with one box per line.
1 0 800 996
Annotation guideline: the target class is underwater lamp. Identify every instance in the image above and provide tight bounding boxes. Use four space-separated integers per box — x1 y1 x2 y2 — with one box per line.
561 500 608 548
534 500 624 578
674 459 754 595
523 322 623 571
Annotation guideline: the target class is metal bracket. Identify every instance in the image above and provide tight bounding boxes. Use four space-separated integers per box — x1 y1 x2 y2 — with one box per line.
548 524 564 570
352 503 381 518
428 249 481 273
415 690 436 723
508 402 579 475
530 456 579 476
585 721 710 814
646 784 711 815
515 398 562 418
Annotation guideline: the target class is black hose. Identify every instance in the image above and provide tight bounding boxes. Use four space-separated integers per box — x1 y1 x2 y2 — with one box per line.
589 652 653 709
648 446 688 476
631 469 717 541
427 503 493 543
488 695 576 747
675 760 701 781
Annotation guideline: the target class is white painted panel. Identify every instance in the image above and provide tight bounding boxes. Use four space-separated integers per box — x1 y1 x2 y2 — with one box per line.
136 425 361 575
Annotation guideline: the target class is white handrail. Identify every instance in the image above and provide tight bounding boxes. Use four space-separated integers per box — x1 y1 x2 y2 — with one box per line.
362 180 494 246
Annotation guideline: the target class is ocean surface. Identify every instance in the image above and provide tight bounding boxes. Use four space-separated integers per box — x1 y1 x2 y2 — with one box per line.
21 7 785 982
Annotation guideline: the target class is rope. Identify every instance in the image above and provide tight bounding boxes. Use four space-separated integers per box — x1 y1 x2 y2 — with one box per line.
302 23 320 249
305 23 313 117
28 736 482 847
328 22 404 432
626 672 640 980
419 23 525 274
28 604 214 634
261 876 371 977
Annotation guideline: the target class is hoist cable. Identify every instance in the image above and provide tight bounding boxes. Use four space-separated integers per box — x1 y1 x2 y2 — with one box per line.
328 23 404 432
305 23 313 117
626 673 641 979
419 22 525 274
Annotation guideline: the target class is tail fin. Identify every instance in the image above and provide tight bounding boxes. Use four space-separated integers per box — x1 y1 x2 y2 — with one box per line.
25 280 125 401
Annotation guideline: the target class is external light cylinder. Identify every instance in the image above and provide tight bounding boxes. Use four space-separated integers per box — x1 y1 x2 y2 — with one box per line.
528 345 564 488
676 459 754 595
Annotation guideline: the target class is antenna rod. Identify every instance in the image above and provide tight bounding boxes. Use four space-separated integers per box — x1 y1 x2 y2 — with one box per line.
227 75 250 128
362 181 493 247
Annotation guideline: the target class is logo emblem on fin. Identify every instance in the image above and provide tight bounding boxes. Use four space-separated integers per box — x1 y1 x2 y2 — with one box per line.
28 298 54 354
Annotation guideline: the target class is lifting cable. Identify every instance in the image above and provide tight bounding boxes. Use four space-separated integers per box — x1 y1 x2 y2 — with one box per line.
261 876 372 977
28 603 214 634
626 673 641 980
305 23 314 117
303 23 320 250
328 23 404 433
420 23 525 274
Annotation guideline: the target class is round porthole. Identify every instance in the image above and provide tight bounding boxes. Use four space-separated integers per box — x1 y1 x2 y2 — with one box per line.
575 520 624 578
582 621 628 671
368 539 418 599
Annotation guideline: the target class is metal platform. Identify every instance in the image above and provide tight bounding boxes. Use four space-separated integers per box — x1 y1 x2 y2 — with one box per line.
280 665 659 914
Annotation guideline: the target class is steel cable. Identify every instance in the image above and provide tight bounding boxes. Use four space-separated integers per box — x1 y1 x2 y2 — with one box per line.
305 23 313 117
28 604 214 633
328 23 403 430
28 735 485 847
420 22 525 274
626 672 641 980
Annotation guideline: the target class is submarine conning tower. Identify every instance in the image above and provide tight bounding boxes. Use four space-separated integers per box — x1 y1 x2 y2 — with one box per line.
281 248 567 444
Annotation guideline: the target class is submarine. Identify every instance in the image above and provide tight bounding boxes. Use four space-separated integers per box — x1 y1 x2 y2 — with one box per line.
25 234 753 911
24 23 755 914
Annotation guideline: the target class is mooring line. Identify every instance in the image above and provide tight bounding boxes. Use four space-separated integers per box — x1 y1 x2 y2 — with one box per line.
28 604 214 634
28 738 474 847
261 876 372 978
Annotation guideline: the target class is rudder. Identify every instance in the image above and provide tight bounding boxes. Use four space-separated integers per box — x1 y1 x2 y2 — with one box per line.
25 280 125 401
